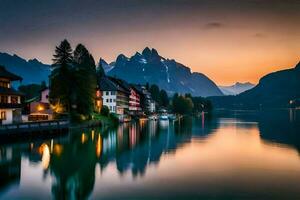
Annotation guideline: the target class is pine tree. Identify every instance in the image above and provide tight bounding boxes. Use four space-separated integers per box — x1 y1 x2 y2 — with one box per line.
159 89 169 107
49 39 73 113
73 44 97 117
96 59 105 81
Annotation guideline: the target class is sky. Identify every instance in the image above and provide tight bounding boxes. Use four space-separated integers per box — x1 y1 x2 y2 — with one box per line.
0 0 299 85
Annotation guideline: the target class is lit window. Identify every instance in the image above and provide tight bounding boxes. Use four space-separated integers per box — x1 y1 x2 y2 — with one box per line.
11 96 18 104
0 111 6 120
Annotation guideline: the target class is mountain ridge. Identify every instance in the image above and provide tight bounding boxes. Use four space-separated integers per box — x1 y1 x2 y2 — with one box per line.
0 52 50 85
210 61 300 108
106 47 223 97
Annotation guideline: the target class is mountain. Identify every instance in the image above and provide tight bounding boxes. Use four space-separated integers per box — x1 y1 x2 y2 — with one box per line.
99 58 114 73
0 52 50 85
219 82 255 95
210 62 300 109
107 47 223 97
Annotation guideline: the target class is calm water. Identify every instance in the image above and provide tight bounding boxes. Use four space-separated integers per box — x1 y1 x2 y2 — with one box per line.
1 110 300 200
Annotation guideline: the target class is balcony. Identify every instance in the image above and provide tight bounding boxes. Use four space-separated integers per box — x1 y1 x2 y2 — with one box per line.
0 103 22 109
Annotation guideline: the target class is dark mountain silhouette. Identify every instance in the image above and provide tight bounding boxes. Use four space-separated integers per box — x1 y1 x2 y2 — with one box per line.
107 47 223 97
219 82 255 95
0 52 50 84
210 62 300 109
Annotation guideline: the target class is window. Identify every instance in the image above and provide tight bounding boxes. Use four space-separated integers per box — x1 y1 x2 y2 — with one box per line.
0 96 8 103
0 111 6 120
0 81 9 88
106 99 109 103
11 96 18 104
106 91 109 95
110 99 112 103
113 99 116 102
111 91 116 95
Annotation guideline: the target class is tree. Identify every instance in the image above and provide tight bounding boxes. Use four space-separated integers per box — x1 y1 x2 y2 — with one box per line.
41 81 47 90
18 84 42 100
73 44 97 117
192 97 213 113
159 89 169 107
172 94 194 115
96 59 105 81
49 39 73 113
101 105 110 116
149 84 160 104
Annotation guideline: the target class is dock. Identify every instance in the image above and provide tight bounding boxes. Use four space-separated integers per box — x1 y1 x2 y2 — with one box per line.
0 120 70 142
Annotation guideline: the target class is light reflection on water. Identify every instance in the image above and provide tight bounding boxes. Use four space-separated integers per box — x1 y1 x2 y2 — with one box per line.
1 110 300 199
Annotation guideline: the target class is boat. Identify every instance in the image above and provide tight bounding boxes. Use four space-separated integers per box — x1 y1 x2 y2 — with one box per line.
148 115 158 121
159 114 169 120
168 114 176 120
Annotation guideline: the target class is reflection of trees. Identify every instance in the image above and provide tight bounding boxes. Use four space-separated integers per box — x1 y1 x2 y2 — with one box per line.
257 110 300 153
0 147 21 194
48 131 99 200
0 116 217 199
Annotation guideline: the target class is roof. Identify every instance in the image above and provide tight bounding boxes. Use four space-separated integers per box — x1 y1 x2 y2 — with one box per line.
0 87 23 96
98 76 129 94
0 65 22 81
25 96 40 103
108 77 131 94
131 84 144 96
98 76 119 91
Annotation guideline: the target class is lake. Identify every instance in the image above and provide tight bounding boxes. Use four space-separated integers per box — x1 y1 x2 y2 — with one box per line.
1 110 300 199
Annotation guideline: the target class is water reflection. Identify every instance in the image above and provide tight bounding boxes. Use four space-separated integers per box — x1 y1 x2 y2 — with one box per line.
0 110 300 199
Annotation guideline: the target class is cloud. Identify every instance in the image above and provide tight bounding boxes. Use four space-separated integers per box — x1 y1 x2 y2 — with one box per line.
204 22 224 30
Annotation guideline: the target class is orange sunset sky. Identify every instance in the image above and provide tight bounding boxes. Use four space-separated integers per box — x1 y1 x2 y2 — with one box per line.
0 0 299 85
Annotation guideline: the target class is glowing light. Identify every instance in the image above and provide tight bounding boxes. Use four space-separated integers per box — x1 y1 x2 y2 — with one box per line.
81 133 87 144
51 102 64 113
91 130 95 141
39 144 50 169
96 134 102 158
53 144 63 156
37 104 44 111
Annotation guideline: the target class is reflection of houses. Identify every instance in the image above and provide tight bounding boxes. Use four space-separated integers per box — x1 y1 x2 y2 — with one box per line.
0 66 23 125
26 87 53 121
0 147 21 192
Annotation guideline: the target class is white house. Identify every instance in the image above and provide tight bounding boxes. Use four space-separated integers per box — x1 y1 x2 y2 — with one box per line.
0 66 23 125
97 77 129 115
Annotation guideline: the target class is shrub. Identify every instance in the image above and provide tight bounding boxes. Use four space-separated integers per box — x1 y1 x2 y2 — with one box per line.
101 105 110 116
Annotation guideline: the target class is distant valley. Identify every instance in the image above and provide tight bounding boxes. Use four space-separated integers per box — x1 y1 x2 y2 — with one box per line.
219 82 255 95
210 62 300 109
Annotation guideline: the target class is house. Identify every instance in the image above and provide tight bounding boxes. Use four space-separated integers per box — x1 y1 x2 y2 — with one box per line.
128 86 141 114
26 87 53 121
97 76 130 115
0 66 23 125
110 78 142 115
133 85 156 113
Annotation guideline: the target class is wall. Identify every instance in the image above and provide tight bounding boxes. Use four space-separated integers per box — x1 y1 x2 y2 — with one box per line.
0 109 13 125
102 91 117 113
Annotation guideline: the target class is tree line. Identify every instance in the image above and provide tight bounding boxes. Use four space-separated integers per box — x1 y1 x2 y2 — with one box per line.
147 83 213 114
49 39 102 120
